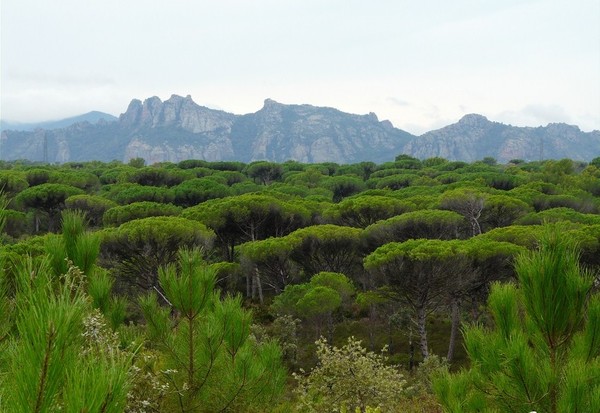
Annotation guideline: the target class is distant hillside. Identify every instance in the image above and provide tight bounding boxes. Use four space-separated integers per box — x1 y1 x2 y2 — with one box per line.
405 114 600 163
0 111 117 132
1 95 598 164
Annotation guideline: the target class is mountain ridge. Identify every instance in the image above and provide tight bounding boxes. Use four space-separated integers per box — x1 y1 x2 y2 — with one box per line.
0 111 118 132
1 95 598 164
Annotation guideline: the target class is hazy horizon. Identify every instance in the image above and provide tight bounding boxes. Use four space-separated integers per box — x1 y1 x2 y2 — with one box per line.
2 0 599 135
2 94 600 136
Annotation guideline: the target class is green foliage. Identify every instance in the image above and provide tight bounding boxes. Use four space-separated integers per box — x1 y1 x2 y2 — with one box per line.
0 171 29 197
64 194 117 227
365 238 523 359
440 188 487 236
517 206 600 226
214 170 247 186
479 171 525 190
296 286 342 318
272 272 355 339
205 160 246 172
239 236 301 293
294 337 407 412
479 194 531 231
287 224 363 277
422 157 448 167
183 193 311 261
533 193 599 213
125 166 191 187
128 157 146 168
284 166 327 188
433 231 600 412
171 177 231 207
246 161 284 185
139 248 286 412
265 314 301 367
24 168 51 186
0 193 10 237
15 183 85 232
45 210 100 277
310 271 355 301
87 269 128 330
362 209 464 251
102 183 175 205
371 173 417 190
49 170 100 191
101 216 215 291
177 159 208 169
1 157 599 412
542 158 575 183
208 260 242 291
103 201 182 226
324 195 415 228
98 166 135 184
477 224 544 248
323 175 366 202
0 258 132 412
271 284 311 317
481 156 497 166
0 208 27 239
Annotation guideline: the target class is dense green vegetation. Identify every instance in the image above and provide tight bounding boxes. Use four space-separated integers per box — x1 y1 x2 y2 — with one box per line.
0 155 599 412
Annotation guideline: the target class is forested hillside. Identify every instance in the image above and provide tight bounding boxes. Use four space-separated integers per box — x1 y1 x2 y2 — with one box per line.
1 155 599 412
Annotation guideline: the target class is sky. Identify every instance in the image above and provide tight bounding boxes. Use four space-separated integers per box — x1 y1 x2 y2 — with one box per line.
1 0 599 135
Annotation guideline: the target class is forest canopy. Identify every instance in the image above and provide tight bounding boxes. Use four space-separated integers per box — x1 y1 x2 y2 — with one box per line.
0 155 599 412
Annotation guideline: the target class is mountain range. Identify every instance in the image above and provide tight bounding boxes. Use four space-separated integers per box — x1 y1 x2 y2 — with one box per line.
0 111 118 133
1 94 599 164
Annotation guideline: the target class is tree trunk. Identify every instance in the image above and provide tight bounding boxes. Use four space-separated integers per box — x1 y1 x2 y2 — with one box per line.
409 340 415 371
470 217 482 237
387 318 394 354
471 298 481 322
255 268 264 304
326 313 334 343
368 305 376 351
447 297 461 362
416 306 429 359
246 272 251 298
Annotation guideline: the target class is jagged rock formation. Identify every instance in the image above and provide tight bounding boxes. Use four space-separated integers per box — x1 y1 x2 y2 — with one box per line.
230 99 411 163
405 114 600 163
1 96 598 164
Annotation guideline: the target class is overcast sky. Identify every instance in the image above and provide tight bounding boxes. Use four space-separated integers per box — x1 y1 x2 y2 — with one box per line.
1 0 599 134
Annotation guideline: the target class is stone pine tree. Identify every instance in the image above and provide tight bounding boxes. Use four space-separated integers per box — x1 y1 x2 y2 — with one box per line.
433 231 600 413
364 239 459 359
139 248 286 412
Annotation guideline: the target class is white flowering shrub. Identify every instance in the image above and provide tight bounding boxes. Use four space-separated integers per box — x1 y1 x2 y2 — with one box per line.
125 351 172 413
294 337 408 412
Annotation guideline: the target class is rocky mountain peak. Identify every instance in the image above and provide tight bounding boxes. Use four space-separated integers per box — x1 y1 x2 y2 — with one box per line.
261 98 284 111
366 112 379 122
545 122 581 133
457 113 490 127
118 95 237 133
2 96 598 164
119 99 143 125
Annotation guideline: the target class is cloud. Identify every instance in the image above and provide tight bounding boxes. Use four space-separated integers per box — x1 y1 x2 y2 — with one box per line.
386 97 410 107
5 71 117 88
495 104 573 127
